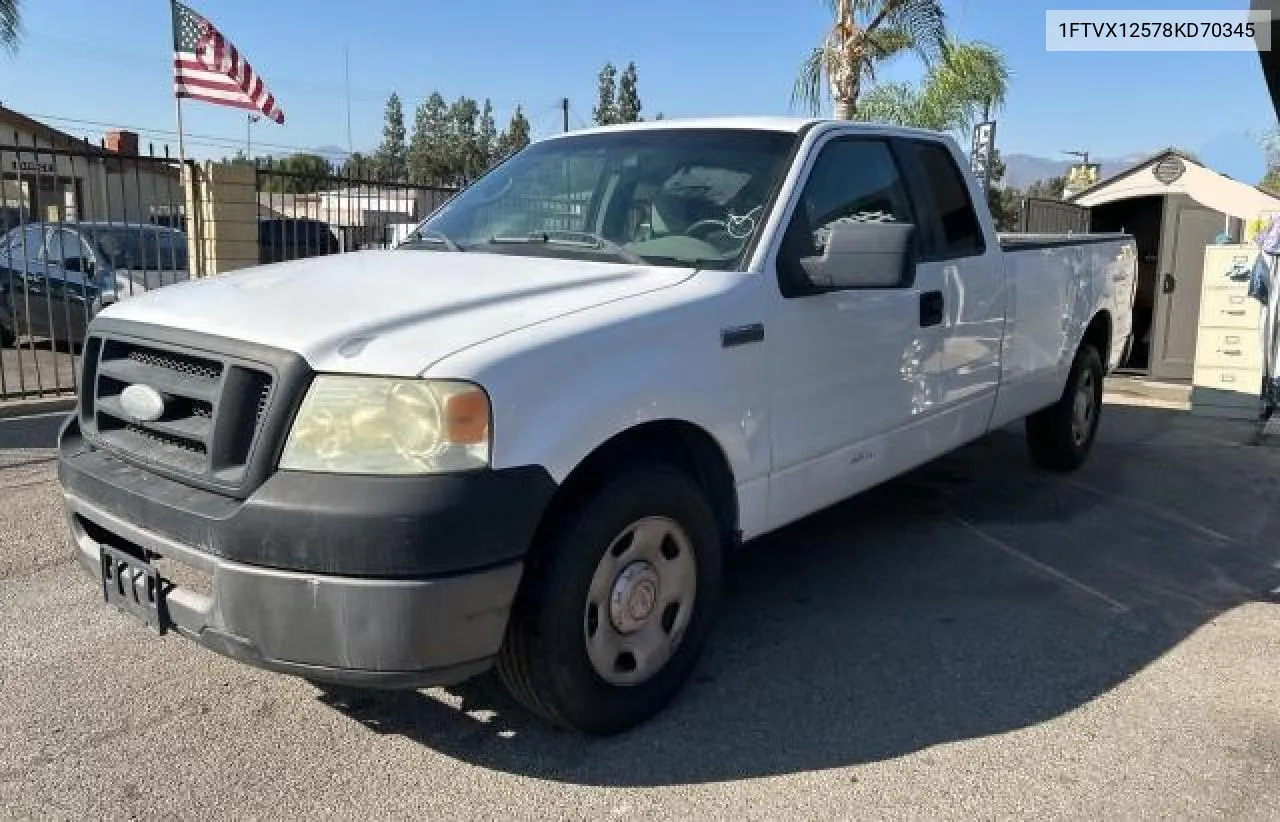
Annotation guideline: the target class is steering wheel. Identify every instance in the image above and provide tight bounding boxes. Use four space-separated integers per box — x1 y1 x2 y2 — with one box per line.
685 219 728 240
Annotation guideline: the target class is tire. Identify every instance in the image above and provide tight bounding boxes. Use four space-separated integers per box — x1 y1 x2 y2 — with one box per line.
1026 343 1104 472
0 320 14 348
497 461 724 735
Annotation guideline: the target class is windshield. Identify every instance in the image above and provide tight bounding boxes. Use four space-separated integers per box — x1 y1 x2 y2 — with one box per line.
401 128 798 270
82 226 189 271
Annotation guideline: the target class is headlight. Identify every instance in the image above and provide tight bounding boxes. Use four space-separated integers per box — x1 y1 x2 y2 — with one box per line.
279 376 491 474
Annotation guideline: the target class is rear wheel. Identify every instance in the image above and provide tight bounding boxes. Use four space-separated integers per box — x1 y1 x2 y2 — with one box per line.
1026 343 1104 472
0 319 14 348
497 462 723 735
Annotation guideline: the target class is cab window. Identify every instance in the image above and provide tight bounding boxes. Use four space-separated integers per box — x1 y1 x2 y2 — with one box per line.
777 138 916 295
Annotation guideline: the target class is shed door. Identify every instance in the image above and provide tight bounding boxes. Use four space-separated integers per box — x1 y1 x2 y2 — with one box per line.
1150 198 1223 380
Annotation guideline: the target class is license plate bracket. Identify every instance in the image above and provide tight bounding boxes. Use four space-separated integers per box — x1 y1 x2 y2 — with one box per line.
100 544 168 634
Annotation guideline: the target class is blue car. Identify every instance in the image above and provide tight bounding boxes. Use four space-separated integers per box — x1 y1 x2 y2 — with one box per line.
0 222 190 348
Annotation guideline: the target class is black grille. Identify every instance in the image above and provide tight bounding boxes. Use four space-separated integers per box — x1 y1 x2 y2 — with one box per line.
127 349 223 381
81 335 276 492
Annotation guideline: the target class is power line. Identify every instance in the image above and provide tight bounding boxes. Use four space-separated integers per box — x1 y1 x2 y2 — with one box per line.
21 28 533 112
12 111 354 156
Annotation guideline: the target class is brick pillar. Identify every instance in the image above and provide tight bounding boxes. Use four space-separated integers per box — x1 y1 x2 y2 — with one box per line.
182 161 259 277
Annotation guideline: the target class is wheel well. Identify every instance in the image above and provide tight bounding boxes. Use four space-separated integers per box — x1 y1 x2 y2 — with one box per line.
1082 311 1112 367
534 421 740 551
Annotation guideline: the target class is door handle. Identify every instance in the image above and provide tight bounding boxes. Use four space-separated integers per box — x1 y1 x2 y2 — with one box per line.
1161 272 1176 294
919 290 944 328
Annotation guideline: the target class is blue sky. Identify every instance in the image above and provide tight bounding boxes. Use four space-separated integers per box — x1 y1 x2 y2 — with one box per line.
0 0 1275 181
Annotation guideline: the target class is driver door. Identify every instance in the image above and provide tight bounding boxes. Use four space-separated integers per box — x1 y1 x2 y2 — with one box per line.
764 134 950 531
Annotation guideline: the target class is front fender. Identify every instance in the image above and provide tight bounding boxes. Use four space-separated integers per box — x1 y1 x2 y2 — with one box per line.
425 271 774 534
492 338 765 486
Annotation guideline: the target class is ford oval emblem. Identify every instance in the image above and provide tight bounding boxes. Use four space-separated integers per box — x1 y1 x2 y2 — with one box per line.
120 384 166 422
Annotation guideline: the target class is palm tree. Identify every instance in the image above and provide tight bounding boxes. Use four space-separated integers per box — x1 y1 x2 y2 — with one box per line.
854 40 1010 136
793 0 947 120
1 0 20 52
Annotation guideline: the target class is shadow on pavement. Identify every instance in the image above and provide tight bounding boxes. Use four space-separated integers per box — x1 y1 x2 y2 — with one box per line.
317 404 1280 786
0 410 70 453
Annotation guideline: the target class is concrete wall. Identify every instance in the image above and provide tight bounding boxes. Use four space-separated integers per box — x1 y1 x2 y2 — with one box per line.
185 161 259 277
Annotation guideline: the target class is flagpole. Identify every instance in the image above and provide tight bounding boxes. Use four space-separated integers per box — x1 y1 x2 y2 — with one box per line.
175 96 188 170
170 0 199 276
174 94 199 277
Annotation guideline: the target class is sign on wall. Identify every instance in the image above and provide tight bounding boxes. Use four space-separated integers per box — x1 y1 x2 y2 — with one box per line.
9 160 56 174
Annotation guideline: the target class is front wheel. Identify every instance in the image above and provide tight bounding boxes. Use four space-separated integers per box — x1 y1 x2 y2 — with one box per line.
496 462 723 735
1026 343 1104 472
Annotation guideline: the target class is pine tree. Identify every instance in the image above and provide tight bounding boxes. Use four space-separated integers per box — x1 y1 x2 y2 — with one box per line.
495 106 532 161
616 62 642 123
375 92 408 182
477 99 498 171
409 92 449 184
592 63 617 126
447 96 481 183
341 151 370 178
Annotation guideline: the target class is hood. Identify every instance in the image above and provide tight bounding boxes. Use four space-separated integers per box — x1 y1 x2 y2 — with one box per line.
98 250 695 375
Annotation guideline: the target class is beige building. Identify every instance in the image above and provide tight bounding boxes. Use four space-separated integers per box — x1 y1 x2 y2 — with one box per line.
0 105 182 230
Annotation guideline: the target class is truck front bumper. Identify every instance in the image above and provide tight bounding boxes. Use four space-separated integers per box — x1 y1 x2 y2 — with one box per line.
58 417 556 688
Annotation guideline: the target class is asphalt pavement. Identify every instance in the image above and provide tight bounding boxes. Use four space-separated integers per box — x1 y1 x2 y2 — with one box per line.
1 402 1278 820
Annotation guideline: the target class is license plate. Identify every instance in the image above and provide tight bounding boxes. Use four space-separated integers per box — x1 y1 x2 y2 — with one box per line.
100 544 168 634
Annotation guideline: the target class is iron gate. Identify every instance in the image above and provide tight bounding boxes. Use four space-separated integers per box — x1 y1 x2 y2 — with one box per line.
1 134 190 402
255 161 456 263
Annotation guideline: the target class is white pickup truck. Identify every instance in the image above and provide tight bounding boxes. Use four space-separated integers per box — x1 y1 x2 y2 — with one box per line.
58 118 1136 735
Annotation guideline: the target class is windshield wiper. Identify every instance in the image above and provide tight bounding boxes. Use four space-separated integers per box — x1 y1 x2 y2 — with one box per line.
488 230 646 265
401 227 463 252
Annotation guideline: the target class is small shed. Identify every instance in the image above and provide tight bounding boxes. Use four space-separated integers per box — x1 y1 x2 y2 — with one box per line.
1065 149 1280 380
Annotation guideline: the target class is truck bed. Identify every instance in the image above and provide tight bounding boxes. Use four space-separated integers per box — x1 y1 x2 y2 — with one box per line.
998 232 1132 251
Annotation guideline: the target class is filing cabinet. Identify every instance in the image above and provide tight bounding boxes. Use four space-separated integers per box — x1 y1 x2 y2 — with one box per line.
1191 245 1264 419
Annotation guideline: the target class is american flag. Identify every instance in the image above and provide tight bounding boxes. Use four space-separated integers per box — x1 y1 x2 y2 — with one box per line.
171 0 284 124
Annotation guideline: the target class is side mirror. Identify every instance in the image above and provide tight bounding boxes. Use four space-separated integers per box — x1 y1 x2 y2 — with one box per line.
799 220 915 290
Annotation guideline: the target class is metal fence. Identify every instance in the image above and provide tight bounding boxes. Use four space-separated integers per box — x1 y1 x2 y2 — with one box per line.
1019 196 1092 235
255 162 456 263
1 135 190 402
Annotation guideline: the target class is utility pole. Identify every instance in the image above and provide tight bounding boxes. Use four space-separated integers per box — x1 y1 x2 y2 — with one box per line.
562 98 570 133
344 46 354 155
246 114 260 159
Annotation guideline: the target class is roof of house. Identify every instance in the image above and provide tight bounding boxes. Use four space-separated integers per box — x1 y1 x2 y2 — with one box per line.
1066 147 1200 201
1067 147 1280 220
0 105 106 153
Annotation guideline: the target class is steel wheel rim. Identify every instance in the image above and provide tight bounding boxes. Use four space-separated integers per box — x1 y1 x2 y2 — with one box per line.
1071 368 1096 446
584 516 697 687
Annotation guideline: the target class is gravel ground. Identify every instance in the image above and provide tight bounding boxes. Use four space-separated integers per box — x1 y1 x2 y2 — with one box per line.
1 403 1278 820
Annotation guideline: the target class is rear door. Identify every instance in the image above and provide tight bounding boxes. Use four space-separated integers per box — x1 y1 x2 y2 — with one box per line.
895 137 1005 443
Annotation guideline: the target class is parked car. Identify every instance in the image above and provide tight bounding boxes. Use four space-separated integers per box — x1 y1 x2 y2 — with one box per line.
0 221 189 347
258 217 340 264
58 119 1136 735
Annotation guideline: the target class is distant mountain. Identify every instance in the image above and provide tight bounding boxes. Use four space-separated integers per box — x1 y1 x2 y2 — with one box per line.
311 145 352 165
1001 152 1151 190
